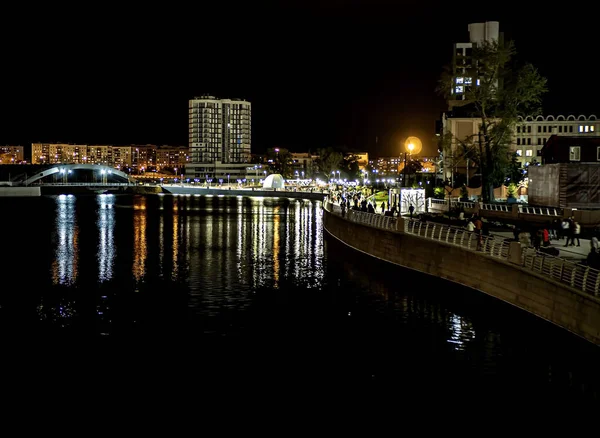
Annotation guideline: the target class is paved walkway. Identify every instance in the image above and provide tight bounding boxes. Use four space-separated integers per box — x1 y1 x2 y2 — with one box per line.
491 231 591 261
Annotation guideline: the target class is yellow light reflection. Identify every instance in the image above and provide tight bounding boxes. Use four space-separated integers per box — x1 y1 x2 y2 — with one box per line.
132 196 147 281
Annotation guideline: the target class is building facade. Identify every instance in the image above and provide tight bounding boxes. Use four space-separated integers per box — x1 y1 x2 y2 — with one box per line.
187 95 251 180
30 143 187 173
515 115 597 165
0 145 25 164
441 114 599 175
450 21 501 109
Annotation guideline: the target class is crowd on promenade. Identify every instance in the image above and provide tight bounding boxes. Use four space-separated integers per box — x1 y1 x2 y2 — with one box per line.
328 189 600 270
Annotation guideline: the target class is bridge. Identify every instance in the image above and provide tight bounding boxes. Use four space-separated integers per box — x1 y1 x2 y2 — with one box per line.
323 200 600 346
19 164 134 186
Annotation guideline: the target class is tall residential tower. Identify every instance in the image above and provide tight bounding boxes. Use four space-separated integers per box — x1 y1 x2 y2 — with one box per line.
187 95 251 180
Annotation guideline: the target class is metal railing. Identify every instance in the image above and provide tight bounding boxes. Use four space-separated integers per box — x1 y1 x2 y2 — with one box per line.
325 201 599 297
404 219 599 297
327 202 399 232
519 205 562 216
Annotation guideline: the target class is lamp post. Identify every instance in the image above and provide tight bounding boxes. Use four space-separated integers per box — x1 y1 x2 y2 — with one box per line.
227 174 230 187
403 142 415 187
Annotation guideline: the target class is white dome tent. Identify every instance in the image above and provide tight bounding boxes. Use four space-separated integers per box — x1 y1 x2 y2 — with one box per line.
262 173 285 189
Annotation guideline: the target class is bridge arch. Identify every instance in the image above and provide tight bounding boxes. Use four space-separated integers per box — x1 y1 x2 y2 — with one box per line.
23 164 133 186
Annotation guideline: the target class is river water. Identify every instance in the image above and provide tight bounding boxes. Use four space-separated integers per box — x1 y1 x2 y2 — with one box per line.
0 193 598 407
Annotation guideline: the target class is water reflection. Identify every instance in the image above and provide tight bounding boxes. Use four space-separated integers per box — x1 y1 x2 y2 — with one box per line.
133 196 147 281
36 298 76 327
447 314 476 351
97 194 115 282
52 194 78 285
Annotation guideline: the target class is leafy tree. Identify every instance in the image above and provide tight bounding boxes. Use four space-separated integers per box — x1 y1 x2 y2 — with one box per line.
315 147 343 177
505 152 523 185
267 147 293 177
341 154 360 180
438 39 547 202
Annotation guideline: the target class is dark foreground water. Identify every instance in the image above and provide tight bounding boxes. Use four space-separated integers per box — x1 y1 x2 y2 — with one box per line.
0 194 599 409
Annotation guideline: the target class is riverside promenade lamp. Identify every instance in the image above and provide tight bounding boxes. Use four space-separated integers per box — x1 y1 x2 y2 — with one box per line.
403 136 422 187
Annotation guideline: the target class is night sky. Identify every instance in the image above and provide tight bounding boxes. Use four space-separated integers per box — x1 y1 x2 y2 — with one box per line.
2 1 599 158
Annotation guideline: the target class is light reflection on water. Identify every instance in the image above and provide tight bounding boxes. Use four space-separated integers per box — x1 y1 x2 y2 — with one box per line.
52 194 78 286
97 194 115 282
0 194 598 405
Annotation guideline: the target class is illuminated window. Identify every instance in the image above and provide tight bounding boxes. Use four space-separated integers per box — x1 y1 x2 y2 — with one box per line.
456 77 464 84
476 79 480 86
464 77 472 84
516 150 522 156
526 149 533 157
592 126 596 132
455 86 464 93
585 125 589 132
570 146 581 161
579 125 584 132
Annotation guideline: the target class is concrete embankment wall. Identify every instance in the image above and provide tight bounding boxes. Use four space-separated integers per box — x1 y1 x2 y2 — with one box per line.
0 187 41 197
324 208 600 346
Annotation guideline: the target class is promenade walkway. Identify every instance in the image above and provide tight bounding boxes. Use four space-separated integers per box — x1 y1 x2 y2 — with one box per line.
490 230 591 262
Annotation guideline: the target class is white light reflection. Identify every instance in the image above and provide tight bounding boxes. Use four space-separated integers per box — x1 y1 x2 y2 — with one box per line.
447 314 476 350
97 194 115 282
52 194 79 285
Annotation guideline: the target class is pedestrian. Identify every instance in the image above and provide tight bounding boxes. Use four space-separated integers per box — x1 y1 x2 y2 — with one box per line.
573 220 581 247
466 220 475 232
381 201 386 214
474 215 483 250
542 227 550 247
409 204 415 219
562 219 571 246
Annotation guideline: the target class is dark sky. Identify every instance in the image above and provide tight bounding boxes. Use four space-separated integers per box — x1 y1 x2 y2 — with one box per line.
2 1 599 158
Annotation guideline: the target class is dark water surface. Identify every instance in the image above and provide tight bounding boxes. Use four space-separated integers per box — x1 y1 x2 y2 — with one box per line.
0 194 599 408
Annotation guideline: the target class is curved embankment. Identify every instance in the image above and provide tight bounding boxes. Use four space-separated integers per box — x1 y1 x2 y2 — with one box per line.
323 206 600 346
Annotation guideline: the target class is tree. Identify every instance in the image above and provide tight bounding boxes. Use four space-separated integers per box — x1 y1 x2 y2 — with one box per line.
341 154 360 180
267 147 292 177
315 147 343 178
505 152 523 185
438 39 547 203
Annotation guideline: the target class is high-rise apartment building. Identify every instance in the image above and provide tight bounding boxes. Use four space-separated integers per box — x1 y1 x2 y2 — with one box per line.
187 95 251 180
450 21 502 109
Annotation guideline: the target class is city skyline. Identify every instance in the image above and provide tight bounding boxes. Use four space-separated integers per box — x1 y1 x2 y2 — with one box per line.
1 2 599 158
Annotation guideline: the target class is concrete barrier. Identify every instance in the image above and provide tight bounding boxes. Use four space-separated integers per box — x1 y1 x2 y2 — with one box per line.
0 187 41 197
323 207 600 346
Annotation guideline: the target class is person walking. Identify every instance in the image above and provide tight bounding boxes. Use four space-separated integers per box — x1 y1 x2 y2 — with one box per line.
573 220 581 247
409 204 415 219
563 218 573 247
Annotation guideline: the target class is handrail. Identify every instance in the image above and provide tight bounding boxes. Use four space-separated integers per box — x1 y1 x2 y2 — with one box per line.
324 201 599 297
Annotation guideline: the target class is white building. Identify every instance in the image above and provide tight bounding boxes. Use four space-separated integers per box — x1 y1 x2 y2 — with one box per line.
186 95 251 180
515 114 597 166
441 114 599 181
